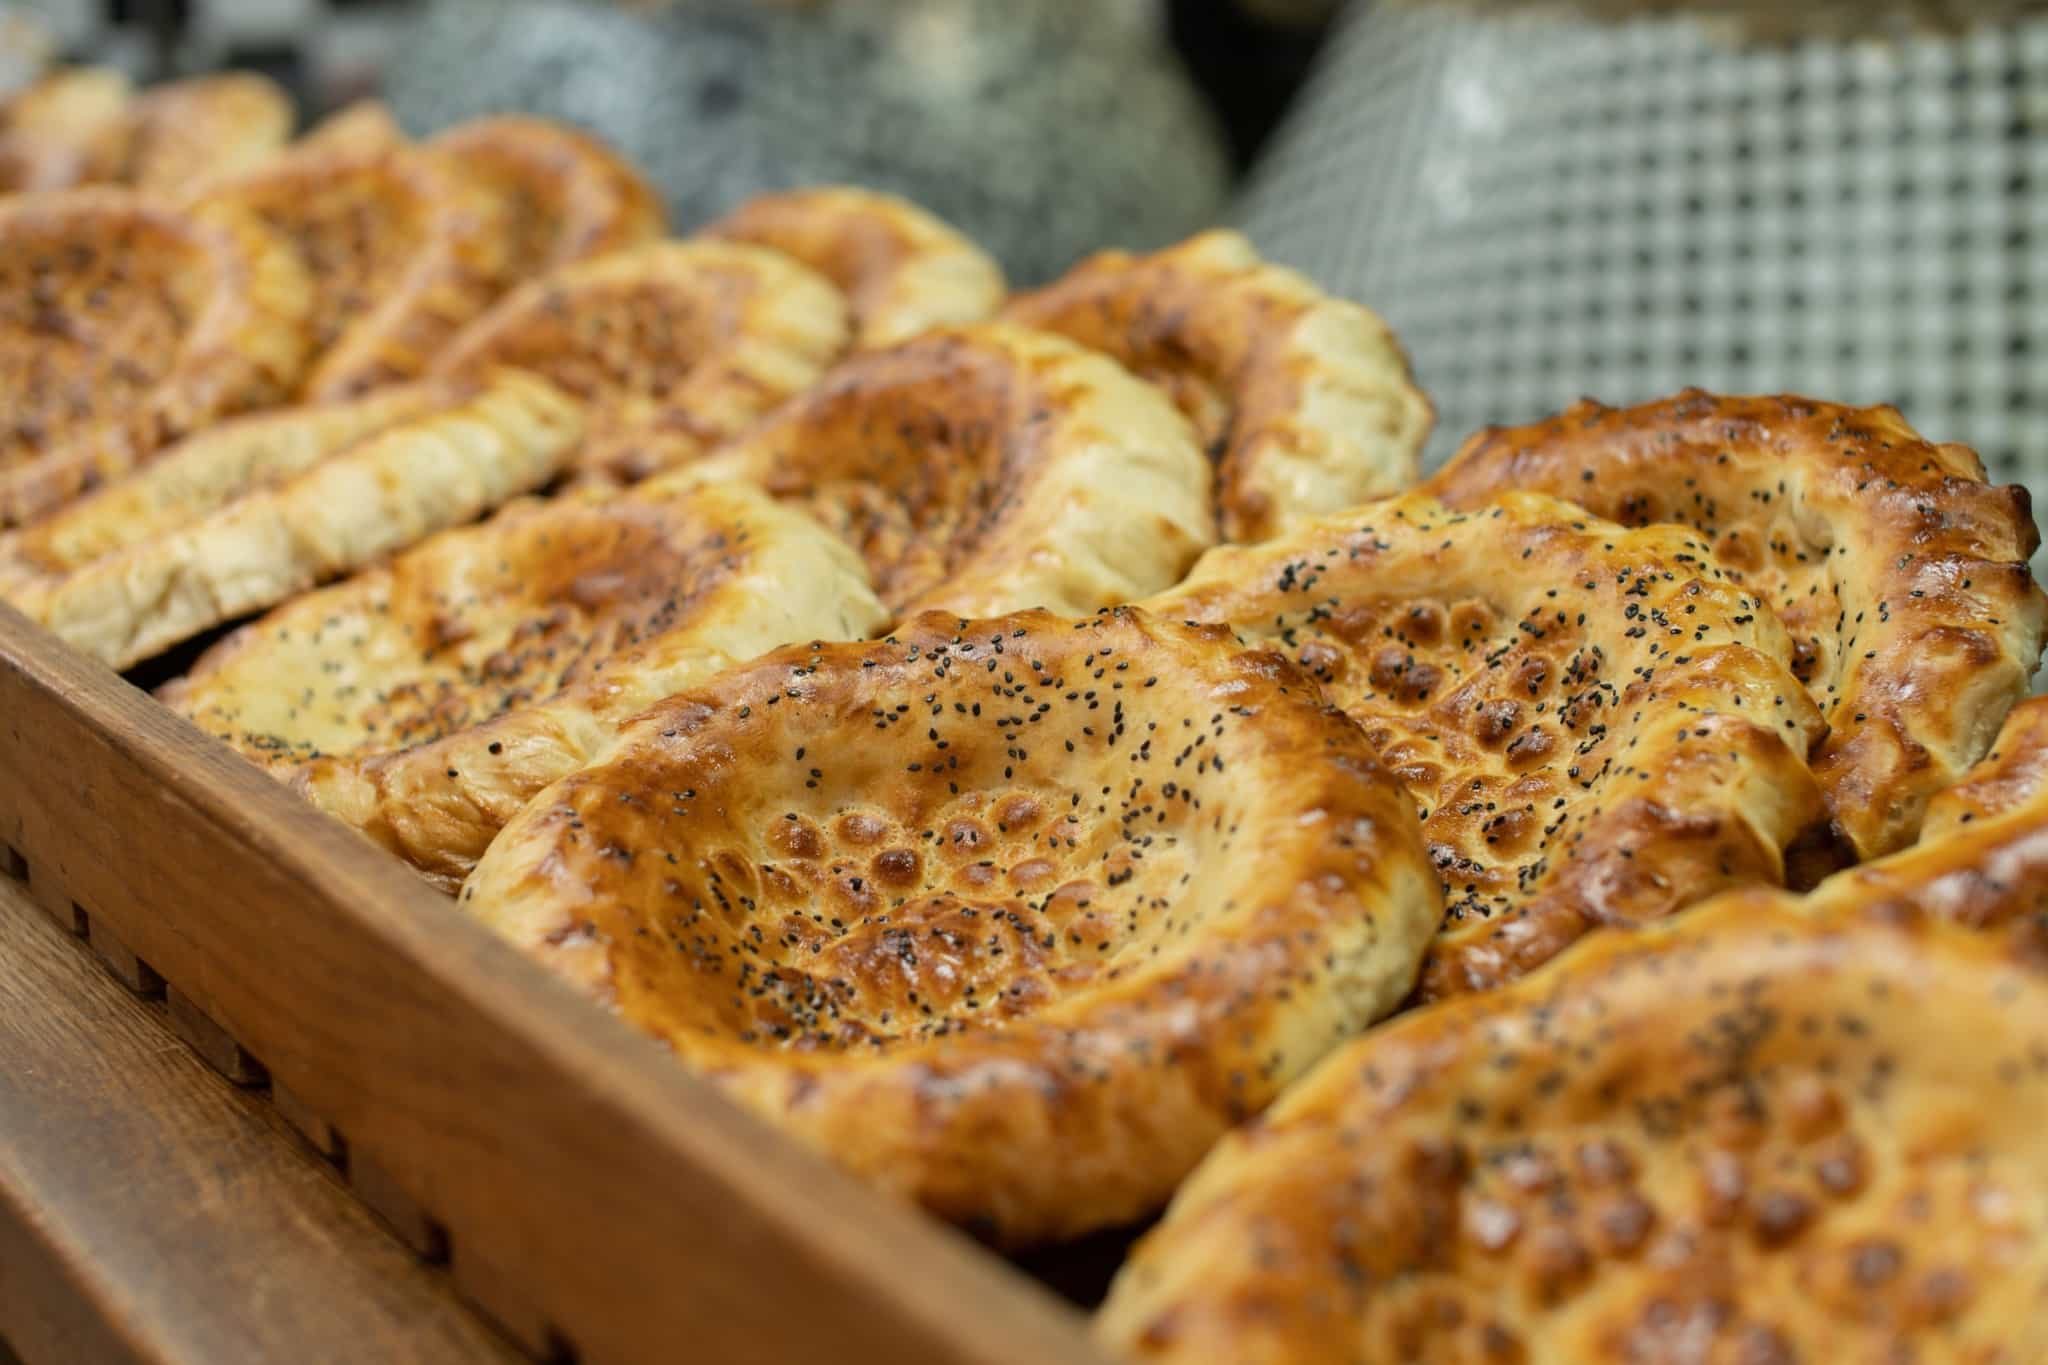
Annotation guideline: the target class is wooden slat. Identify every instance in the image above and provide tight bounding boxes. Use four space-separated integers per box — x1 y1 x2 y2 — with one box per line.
85 918 164 998
0 878 517 1365
165 986 269 1087
273 1081 345 1162
0 604 1101 1365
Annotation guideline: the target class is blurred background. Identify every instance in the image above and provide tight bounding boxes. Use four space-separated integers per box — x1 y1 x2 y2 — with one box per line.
6 0 2046 535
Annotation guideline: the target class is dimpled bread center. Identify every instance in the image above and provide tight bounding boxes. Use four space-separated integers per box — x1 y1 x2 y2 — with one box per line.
232 510 733 763
600 640 1244 1052
1353 1062 2018 1361
0 221 192 460
466 283 720 409
253 170 428 353
733 786 1195 1047
1275 586 1601 927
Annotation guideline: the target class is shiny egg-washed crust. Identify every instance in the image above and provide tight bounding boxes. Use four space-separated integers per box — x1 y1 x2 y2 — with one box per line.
122 73 293 193
200 139 517 401
1427 391 2048 859
1097 889 2048 1365
0 189 313 528
15 369 581 669
1797 695 2048 930
703 185 1005 347
0 382 459 595
687 323 1215 618
429 115 665 278
0 67 131 192
432 240 850 482
166 479 886 892
461 608 1442 1245
1003 229 1433 543
1146 490 1828 999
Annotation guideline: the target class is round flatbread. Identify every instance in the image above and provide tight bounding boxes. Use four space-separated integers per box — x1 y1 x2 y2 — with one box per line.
461 608 1442 1244
1427 392 2048 858
433 239 850 482
688 323 1215 618
165 477 886 890
1004 229 1432 542
429 114 664 277
20 369 582 668
704 185 1004 346
0 188 312 527
1145 490 1828 998
1100 881 2048 1364
200 136 517 400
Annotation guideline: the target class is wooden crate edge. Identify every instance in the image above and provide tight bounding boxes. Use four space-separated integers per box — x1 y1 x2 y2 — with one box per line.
0 604 1102 1365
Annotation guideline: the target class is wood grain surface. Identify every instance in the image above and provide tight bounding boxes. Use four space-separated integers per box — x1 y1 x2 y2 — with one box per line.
0 603 1103 1365
0 876 518 1365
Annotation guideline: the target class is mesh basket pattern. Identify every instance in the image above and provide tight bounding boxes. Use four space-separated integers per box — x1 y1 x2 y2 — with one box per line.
1235 3 2048 583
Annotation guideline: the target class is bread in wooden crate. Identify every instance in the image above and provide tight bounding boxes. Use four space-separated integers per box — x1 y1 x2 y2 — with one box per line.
1427 392 2048 859
9 369 581 669
687 322 1216 618
1005 229 1432 543
0 188 312 529
165 477 886 891
705 185 1004 347
433 239 850 482
1145 488 1828 999
1098 695 2048 1365
460 607 1442 1246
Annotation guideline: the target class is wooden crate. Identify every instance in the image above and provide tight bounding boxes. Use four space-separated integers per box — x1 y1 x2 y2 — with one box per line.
0 602 1107 1364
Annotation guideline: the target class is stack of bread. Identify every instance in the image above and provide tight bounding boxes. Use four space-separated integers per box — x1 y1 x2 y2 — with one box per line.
5 66 2046 1365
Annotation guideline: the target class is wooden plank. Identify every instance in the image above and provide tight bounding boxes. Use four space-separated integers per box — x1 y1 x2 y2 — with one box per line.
21 857 84 936
0 878 518 1365
85 919 164 998
165 986 268 1087
273 1081 345 1162
0 604 1101 1365
351 1151 450 1262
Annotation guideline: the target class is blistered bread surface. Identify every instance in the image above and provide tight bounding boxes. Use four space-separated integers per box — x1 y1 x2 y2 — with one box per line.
1147 490 1828 998
167 478 886 890
1427 391 2048 858
461 608 1442 1244
1005 229 1431 542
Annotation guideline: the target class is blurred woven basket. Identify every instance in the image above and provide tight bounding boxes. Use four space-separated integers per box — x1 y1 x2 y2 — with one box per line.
1234 0 2048 598
1394 0 2048 38
382 0 1229 285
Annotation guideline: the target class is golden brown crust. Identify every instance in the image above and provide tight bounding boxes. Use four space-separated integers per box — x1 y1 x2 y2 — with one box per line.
704 185 1004 346
1800 695 2048 931
165 478 886 891
0 381 459 594
200 139 517 400
461 607 1442 1245
18 369 582 668
0 67 132 193
1426 391 2048 858
1145 491 1828 998
1098 891 2048 1365
433 240 849 481
0 188 313 528
1003 229 1432 542
122 73 294 193
429 115 665 277
688 323 1216 618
